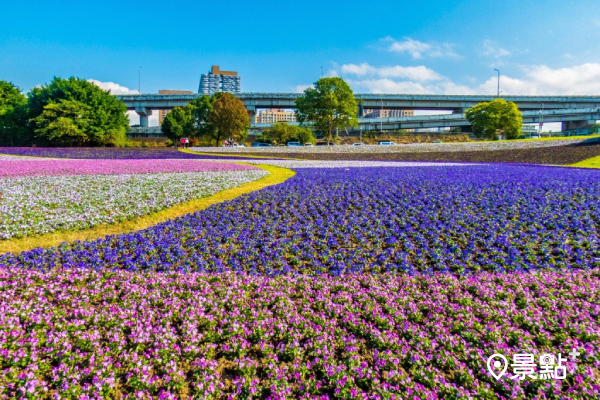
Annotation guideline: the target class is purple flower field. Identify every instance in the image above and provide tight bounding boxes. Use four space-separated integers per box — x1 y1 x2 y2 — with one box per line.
0 147 258 160
0 268 598 399
0 159 256 178
1 163 600 398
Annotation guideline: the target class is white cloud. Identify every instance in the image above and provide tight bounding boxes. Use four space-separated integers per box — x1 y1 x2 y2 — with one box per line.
321 60 600 97
481 40 511 58
294 84 313 93
348 78 475 95
349 79 431 94
386 37 459 59
341 63 442 82
88 79 140 95
477 63 600 95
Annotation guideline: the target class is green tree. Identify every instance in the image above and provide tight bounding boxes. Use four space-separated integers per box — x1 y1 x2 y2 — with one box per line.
204 93 250 146
465 99 522 140
295 77 358 145
161 105 195 144
263 122 316 145
28 77 129 146
33 100 92 146
0 81 28 146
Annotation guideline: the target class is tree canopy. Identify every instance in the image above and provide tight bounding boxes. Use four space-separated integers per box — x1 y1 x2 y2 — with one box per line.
465 99 523 140
160 93 250 146
0 81 28 146
295 77 358 145
32 100 92 146
28 77 130 146
161 105 195 143
205 93 250 146
263 122 315 145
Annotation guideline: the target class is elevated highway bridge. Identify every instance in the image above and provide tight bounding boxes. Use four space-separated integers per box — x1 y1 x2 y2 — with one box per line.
118 93 600 132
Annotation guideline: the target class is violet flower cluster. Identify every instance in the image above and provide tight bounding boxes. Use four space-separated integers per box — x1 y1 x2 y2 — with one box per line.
0 267 598 399
3 165 598 274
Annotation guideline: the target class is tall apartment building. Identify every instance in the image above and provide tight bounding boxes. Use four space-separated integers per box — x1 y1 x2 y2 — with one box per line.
157 90 193 126
199 65 241 94
257 109 297 124
363 109 415 118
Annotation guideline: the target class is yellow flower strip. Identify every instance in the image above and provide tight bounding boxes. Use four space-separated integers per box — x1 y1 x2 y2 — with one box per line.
570 155 600 169
0 164 295 255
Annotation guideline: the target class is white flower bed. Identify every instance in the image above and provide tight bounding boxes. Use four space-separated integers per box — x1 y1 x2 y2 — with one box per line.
190 137 598 154
0 170 267 240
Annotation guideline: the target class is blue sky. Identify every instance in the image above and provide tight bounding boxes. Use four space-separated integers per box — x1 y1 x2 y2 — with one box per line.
2 0 600 122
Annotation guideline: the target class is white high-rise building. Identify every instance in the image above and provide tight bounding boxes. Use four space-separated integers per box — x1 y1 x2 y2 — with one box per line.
199 65 241 94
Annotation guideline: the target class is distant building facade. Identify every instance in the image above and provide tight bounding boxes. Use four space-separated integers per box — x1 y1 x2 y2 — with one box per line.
199 65 241 94
158 90 193 125
363 109 415 118
257 109 297 124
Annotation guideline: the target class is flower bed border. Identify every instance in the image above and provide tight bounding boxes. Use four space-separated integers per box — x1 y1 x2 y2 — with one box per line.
0 164 294 254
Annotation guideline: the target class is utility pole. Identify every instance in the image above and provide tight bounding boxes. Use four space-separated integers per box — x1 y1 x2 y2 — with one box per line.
494 69 500 97
321 66 323 79
139 67 142 94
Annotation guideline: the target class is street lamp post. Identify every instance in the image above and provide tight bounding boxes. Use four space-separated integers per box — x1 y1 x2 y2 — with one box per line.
539 102 544 137
139 67 142 94
380 99 383 134
494 69 500 97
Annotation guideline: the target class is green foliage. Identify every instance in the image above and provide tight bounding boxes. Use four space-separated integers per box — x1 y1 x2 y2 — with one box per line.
0 81 28 146
160 105 195 142
591 123 600 134
178 93 250 146
27 77 129 146
204 93 250 146
263 122 316 145
295 77 358 145
465 99 523 140
33 100 92 146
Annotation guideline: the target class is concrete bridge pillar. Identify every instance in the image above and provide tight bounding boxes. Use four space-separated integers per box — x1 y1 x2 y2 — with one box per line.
562 120 595 131
135 107 153 127
246 106 256 126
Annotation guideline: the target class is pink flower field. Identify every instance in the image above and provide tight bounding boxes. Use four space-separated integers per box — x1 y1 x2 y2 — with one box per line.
0 159 258 178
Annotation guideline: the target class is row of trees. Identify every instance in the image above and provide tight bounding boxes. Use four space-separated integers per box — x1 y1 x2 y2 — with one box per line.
162 77 360 147
1 74 525 147
161 92 250 146
255 122 316 145
0 78 129 147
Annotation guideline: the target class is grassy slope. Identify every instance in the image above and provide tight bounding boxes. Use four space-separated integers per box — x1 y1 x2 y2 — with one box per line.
0 164 295 254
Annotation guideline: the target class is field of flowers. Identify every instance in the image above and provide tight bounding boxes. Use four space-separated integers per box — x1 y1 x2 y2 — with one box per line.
1 151 600 399
191 137 600 154
0 268 598 399
0 159 258 178
0 159 266 239
0 147 255 160
4 164 598 274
